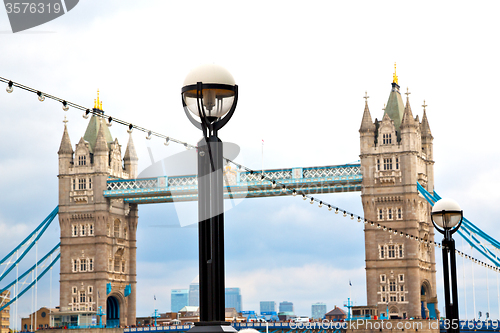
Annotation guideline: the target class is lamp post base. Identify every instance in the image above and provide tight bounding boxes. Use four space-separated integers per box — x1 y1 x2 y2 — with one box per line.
188 322 237 333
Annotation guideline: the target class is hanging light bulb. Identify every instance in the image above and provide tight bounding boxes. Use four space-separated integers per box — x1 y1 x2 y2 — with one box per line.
292 190 297 196
400 232 404 237
318 201 323 208
62 101 69 111
164 137 170 146
146 131 152 140
343 211 347 217
350 214 354 220
128 124 133 133
6 81 13 93
281 185 286 193
370 221 374 226
37 91 45 102
328 205 332 211
184 143 189 150
261 175 265 182
357 217 361 222
335 208 339 214
406 234 410 239
383 226 387 231
394 229 398 235
388 228 392 233
272 181 276 188
310 198 314 204
83 109 90 119
107 116 112 127
302 194 307 200
377 224 381 229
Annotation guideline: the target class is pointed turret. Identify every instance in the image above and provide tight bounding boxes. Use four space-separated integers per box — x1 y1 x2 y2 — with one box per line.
359 94 376 133
58 117 73 175
83 90 113 153
124 133 139 178
58 119 73 155
400 88 417 129
93 119 109 172
421 106 432 138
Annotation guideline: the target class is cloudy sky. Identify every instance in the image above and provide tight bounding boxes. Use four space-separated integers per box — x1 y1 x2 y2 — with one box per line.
1 0 500 327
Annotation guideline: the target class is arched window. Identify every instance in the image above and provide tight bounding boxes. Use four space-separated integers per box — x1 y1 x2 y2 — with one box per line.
114 219 120 238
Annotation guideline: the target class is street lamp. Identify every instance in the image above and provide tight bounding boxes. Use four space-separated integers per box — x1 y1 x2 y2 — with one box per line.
431 198 463 333
182 64 238 333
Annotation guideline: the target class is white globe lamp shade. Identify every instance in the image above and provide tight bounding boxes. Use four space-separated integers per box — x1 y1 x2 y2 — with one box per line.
431 198 462 229
182 64 236 120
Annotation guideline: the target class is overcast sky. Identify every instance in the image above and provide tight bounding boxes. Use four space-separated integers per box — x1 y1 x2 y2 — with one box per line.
1 1 500 327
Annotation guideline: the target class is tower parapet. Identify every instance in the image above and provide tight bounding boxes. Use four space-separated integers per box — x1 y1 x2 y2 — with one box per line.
56 91 138 327
359 70 438 320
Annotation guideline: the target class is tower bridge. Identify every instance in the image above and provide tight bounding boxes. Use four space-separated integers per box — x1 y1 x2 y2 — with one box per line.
2 68 469 331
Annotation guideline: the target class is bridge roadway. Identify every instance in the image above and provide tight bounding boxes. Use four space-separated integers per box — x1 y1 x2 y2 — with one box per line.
103 163 362 204
121 320 500 333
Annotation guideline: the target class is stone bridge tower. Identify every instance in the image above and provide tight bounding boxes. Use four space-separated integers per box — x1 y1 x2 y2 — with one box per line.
57 92 138 327
359 68 438 319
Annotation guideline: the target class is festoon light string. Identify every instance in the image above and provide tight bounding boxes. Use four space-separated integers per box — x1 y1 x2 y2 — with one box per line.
2 75 497 273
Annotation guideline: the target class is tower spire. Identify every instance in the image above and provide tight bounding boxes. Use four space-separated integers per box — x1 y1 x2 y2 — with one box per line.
360 91 375 133
58 117 73 155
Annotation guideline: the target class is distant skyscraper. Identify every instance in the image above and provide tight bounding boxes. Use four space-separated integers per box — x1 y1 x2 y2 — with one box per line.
225 288 242 313
311 302 327 319
279 301 294 313
260 301 276 314
189 277 199 307
171 289 189 313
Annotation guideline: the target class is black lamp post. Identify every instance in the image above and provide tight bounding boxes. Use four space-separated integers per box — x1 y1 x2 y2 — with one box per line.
431 198 463 333
182 64 238 333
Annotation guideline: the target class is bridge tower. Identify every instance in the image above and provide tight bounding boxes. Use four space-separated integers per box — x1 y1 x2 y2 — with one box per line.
359 68 438 320
57 92 139 327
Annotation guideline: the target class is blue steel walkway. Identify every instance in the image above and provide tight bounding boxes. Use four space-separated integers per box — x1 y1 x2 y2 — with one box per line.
104 163 362 204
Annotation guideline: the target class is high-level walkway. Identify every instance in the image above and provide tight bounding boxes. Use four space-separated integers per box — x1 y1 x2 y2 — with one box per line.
103 163 362 203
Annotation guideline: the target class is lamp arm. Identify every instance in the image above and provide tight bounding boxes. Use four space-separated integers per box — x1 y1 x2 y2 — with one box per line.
213 85 238 133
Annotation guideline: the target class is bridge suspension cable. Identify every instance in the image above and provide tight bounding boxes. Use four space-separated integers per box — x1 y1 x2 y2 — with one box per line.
0 206 58 282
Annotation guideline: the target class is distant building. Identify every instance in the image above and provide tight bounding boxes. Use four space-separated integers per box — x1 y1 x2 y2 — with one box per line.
171 289 189 313
225 288 242 313
311 302 327 319
189 278 199 307
21 307 57 331
260 301 276 314
325 306 346 321
0 291 10 333
279 301 294 313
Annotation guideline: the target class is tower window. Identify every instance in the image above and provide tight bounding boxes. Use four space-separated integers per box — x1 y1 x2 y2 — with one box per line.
88 178 92 190
395 157 399 170
378 209 383 220
80 259 87 272
389 280 396 292
72 260 78 272
377 159 380 171
383 158 393 170
88 258 94 271
88 286 93 294
399 274 404 282
398 245 404 258
388 245 395 258
78 178 86 190
72 225 78 237
388 208 392 220
79 291 86 303
401 296 405 302
78 155 86 166
400 285 404 291
72 287 77 294
397 208 402 219
390 295 397 302
381 285 386 292
380 245 385 259
80 224 85 236
89 224 94 236
72 179 76 190
380 274 386 282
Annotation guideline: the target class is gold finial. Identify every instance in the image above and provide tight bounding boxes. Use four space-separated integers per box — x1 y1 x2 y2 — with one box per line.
96 89 100 110
100 100 103 110
393 62 398 85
